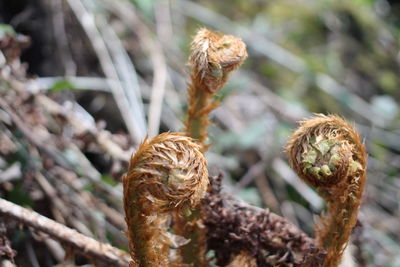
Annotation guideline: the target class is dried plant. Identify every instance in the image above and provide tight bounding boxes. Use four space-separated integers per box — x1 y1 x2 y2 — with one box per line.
185 28 247 149
204 175 326 267
123 133 208 266
286 114 367 267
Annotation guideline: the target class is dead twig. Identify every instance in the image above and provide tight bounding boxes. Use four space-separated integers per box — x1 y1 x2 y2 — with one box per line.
0 198 130 266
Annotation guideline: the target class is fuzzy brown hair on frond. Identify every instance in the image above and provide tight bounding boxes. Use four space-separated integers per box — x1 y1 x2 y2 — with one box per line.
123 133 208 267
178 28 247 267
186 28 247 148
189 28 247 94
286 114 367 267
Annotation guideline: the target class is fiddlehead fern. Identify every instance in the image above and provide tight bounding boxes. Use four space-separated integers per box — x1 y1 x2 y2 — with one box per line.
178 28 247 266
186 28 247 149
123 133 208 266
286 114 367 267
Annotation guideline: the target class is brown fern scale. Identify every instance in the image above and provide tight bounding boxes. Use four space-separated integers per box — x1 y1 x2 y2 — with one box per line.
286 114 367 267
123 133 208 267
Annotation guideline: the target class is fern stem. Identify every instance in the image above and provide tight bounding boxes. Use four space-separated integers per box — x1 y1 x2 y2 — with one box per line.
286 114 367 267
185 82 215 149
179 28 247 266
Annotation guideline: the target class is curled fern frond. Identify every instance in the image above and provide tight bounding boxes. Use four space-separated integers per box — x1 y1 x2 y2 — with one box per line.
186 28 247 148
179 28 247 266
123 133 208 266
286 114 367 267
190 28 247 94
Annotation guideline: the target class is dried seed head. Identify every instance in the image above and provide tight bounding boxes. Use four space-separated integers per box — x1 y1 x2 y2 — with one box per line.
190 28 247 93
286 114 365 188
125 132 209 213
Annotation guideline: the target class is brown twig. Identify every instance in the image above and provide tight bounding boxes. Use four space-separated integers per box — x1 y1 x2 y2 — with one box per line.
0 198 130 266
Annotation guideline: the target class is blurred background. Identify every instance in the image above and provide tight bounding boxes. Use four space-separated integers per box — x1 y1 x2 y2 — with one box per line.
0 0 399 266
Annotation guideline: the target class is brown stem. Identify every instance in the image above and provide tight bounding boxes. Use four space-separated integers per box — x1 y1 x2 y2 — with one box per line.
185 82 216 148
0 198 130 266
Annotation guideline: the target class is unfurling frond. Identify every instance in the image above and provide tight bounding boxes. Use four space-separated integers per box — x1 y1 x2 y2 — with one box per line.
190 28 247 93
186 28 247 148
123 133 208 266
286 114 367 267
